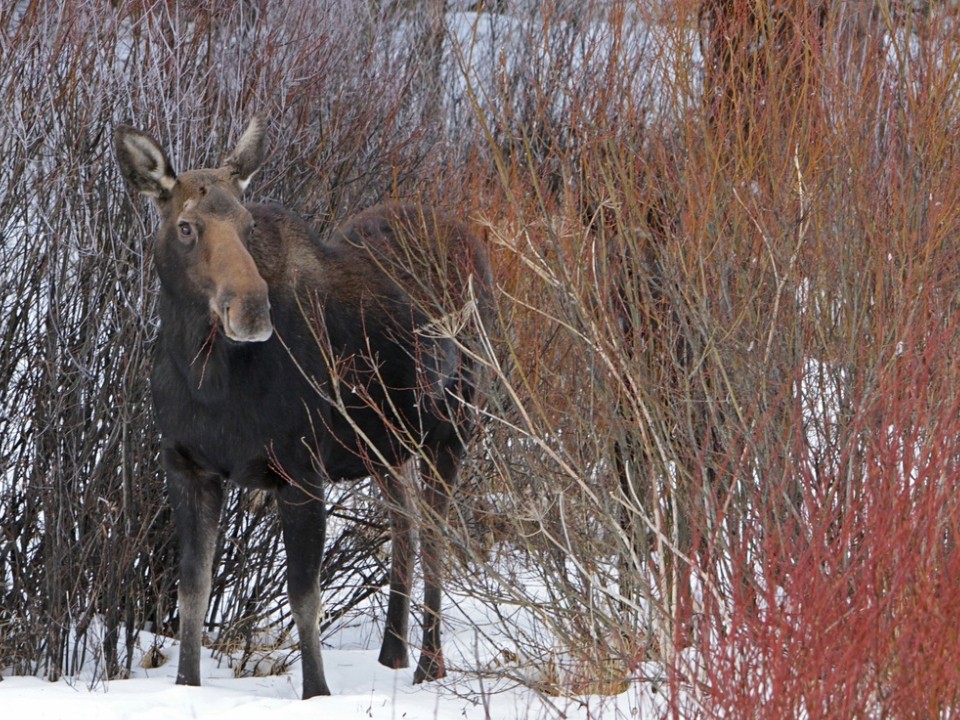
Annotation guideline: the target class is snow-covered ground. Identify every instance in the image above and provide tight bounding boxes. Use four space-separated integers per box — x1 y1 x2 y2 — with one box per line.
3 585 662 720
4 646 565 720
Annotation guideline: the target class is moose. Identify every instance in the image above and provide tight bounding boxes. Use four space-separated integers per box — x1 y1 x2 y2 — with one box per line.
115 117 492 698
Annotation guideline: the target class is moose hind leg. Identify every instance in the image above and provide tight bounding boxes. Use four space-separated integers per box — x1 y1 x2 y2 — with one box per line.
278 484 331 698
414 445 463 684
378 467 414 670
164 446 224 687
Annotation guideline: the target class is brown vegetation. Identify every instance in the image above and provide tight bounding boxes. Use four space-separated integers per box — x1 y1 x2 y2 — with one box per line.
3 0 960 715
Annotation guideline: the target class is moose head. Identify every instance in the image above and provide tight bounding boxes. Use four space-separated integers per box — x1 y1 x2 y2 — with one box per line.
115 118 272 343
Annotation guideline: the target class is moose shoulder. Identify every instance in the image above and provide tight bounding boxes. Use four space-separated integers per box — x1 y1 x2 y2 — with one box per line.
115 118 492 698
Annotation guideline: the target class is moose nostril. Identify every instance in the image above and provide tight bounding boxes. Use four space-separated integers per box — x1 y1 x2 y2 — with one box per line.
220 295 234 316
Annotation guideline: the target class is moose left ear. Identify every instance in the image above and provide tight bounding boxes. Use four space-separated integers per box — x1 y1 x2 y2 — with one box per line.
221 116 266 192
115 125 178 202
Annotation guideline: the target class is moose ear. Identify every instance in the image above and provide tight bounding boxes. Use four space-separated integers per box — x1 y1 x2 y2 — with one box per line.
114 125 177 202
221 116 266 192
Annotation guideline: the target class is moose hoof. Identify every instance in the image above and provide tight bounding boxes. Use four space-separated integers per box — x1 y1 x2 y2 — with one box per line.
413 653 446 684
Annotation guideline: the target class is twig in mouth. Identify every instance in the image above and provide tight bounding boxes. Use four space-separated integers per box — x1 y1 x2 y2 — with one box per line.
190 323 219 388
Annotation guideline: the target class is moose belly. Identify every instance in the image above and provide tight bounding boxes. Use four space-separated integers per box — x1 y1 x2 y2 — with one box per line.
161 410 307 492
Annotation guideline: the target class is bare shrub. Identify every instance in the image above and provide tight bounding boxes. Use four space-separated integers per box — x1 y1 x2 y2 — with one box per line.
421 0 960 715
5 0 960 715
0 0 444 682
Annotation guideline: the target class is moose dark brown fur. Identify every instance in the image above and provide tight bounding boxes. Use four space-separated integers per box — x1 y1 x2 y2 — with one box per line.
115 118 492 698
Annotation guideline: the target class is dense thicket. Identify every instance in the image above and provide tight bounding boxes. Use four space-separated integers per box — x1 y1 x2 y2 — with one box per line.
0 0 444 681
4 1 960 716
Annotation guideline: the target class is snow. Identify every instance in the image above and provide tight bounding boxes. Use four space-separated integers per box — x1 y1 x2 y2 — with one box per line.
1 644 653 720
3 586 661 719
3 649 514 720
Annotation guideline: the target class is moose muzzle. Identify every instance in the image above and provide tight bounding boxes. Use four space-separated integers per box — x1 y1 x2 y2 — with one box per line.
216 284 273 343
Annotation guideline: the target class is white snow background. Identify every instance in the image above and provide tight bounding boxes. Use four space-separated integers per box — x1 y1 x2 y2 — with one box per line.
2 585 663 719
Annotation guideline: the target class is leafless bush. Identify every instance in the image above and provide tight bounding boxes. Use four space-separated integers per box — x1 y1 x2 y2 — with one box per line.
5 0 960 715
0 0 446 682
434 1 960 715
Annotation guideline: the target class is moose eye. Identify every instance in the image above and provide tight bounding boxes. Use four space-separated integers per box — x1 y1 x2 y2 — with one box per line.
177 222 195 242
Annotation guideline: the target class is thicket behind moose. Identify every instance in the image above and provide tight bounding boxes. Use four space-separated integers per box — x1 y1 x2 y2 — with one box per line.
114 117 493 698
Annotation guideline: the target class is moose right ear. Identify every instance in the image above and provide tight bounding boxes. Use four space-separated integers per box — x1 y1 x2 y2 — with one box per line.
221 116 266 192
115 125 177 202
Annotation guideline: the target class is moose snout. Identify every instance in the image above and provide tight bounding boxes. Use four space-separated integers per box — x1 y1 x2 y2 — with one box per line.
218 285 273 342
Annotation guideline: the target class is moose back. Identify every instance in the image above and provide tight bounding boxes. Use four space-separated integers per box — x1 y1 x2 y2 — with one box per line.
115 117 492 698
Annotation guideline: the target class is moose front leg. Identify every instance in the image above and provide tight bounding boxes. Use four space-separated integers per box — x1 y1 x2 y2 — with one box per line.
163 444 224 687
278 483 331 698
